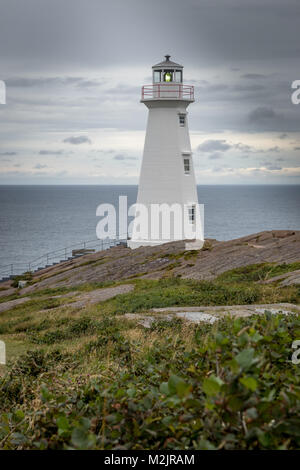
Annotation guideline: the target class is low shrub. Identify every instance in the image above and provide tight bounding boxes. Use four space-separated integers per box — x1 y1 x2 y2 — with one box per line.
1 314 299 450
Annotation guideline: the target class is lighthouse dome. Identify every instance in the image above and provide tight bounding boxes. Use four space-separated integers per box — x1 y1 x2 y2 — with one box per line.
152 55 183 84
152 55 183 69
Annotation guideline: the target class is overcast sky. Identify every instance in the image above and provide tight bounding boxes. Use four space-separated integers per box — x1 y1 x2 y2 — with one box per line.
0 0 299 184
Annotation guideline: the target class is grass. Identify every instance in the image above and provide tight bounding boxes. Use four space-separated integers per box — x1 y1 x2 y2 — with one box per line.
0 262 299 348
106 277 299 314
216 262 300 284
0 313 299 449
0 261 299 449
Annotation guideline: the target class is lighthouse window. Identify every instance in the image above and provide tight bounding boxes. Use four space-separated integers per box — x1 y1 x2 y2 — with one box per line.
175 70 182 82
188 205 196 224
154 70 161 83
184 158 190 174
164 71 173 82
179 114 186 126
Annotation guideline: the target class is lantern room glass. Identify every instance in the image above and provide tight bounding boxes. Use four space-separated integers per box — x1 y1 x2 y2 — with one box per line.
153 70 161 83
175 70 182 83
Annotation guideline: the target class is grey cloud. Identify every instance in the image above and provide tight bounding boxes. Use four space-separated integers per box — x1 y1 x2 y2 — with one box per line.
34 164 48 169
267 165 282 171
209 152 222 160
1 0 299 73
39 150 63 155
114 154 137 161
236 143 283 154
262 160 283 170
0 151 17 156
90 149 115 154
197 139 231 152
234 84 265 92
195 81 271 106
114 155 125 160
0 170 25 177
76 79 106 88
248 107 278 122
212 167 223 173
107 85 140 95
1 0 300 184
63 136 91 145
6 77 82 87
198 84 229 94
234 143 255 153
197 140 266 156
212 166 233 173
6 76 105 89
191 79 209 85
241 73 268 79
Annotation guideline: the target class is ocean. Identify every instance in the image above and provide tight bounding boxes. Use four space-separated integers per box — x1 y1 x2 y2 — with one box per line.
0 185 299 276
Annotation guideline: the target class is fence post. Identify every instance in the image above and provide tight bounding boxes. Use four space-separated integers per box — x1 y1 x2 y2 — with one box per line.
11 264 13 276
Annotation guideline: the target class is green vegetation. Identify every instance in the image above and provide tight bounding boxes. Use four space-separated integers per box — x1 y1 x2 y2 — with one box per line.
0 313 299 449
217 262 300 284
0 262 299 450
108 276 298 314
201 240 213 251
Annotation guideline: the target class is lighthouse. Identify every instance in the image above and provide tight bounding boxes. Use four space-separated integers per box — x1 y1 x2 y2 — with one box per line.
128 55 203 249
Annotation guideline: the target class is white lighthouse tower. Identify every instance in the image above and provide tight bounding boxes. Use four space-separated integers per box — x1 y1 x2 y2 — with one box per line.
128 55 203 249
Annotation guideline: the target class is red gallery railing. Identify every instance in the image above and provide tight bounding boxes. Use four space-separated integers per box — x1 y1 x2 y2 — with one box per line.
141 84 194 100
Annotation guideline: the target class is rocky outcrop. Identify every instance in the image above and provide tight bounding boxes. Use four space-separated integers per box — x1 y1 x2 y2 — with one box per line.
0 230 299 295
261 269 300 286
123 303 300 327
0 297 31 313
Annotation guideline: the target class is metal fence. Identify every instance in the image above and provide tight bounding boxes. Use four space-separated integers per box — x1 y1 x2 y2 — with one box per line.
0 234 128 281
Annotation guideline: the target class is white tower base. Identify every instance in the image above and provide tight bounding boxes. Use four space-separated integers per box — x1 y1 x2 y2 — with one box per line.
127 239 204 250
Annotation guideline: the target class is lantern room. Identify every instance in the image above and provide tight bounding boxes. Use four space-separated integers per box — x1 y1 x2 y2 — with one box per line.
152 55 183 84
141 55 194 101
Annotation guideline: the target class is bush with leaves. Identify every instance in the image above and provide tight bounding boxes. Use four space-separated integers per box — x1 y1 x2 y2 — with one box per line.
0 313 299 450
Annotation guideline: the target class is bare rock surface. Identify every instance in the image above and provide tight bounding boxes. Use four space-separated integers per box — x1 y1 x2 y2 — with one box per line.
51 292 80 299
67 284 134 309
0 297 31 314
261 269 300 287
7 231 299 292
176 312 218 324
0 285 134 315
123 302 300 327
123 313 158 328
0 288 17 299
1 231 299 294
153 302 300 316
